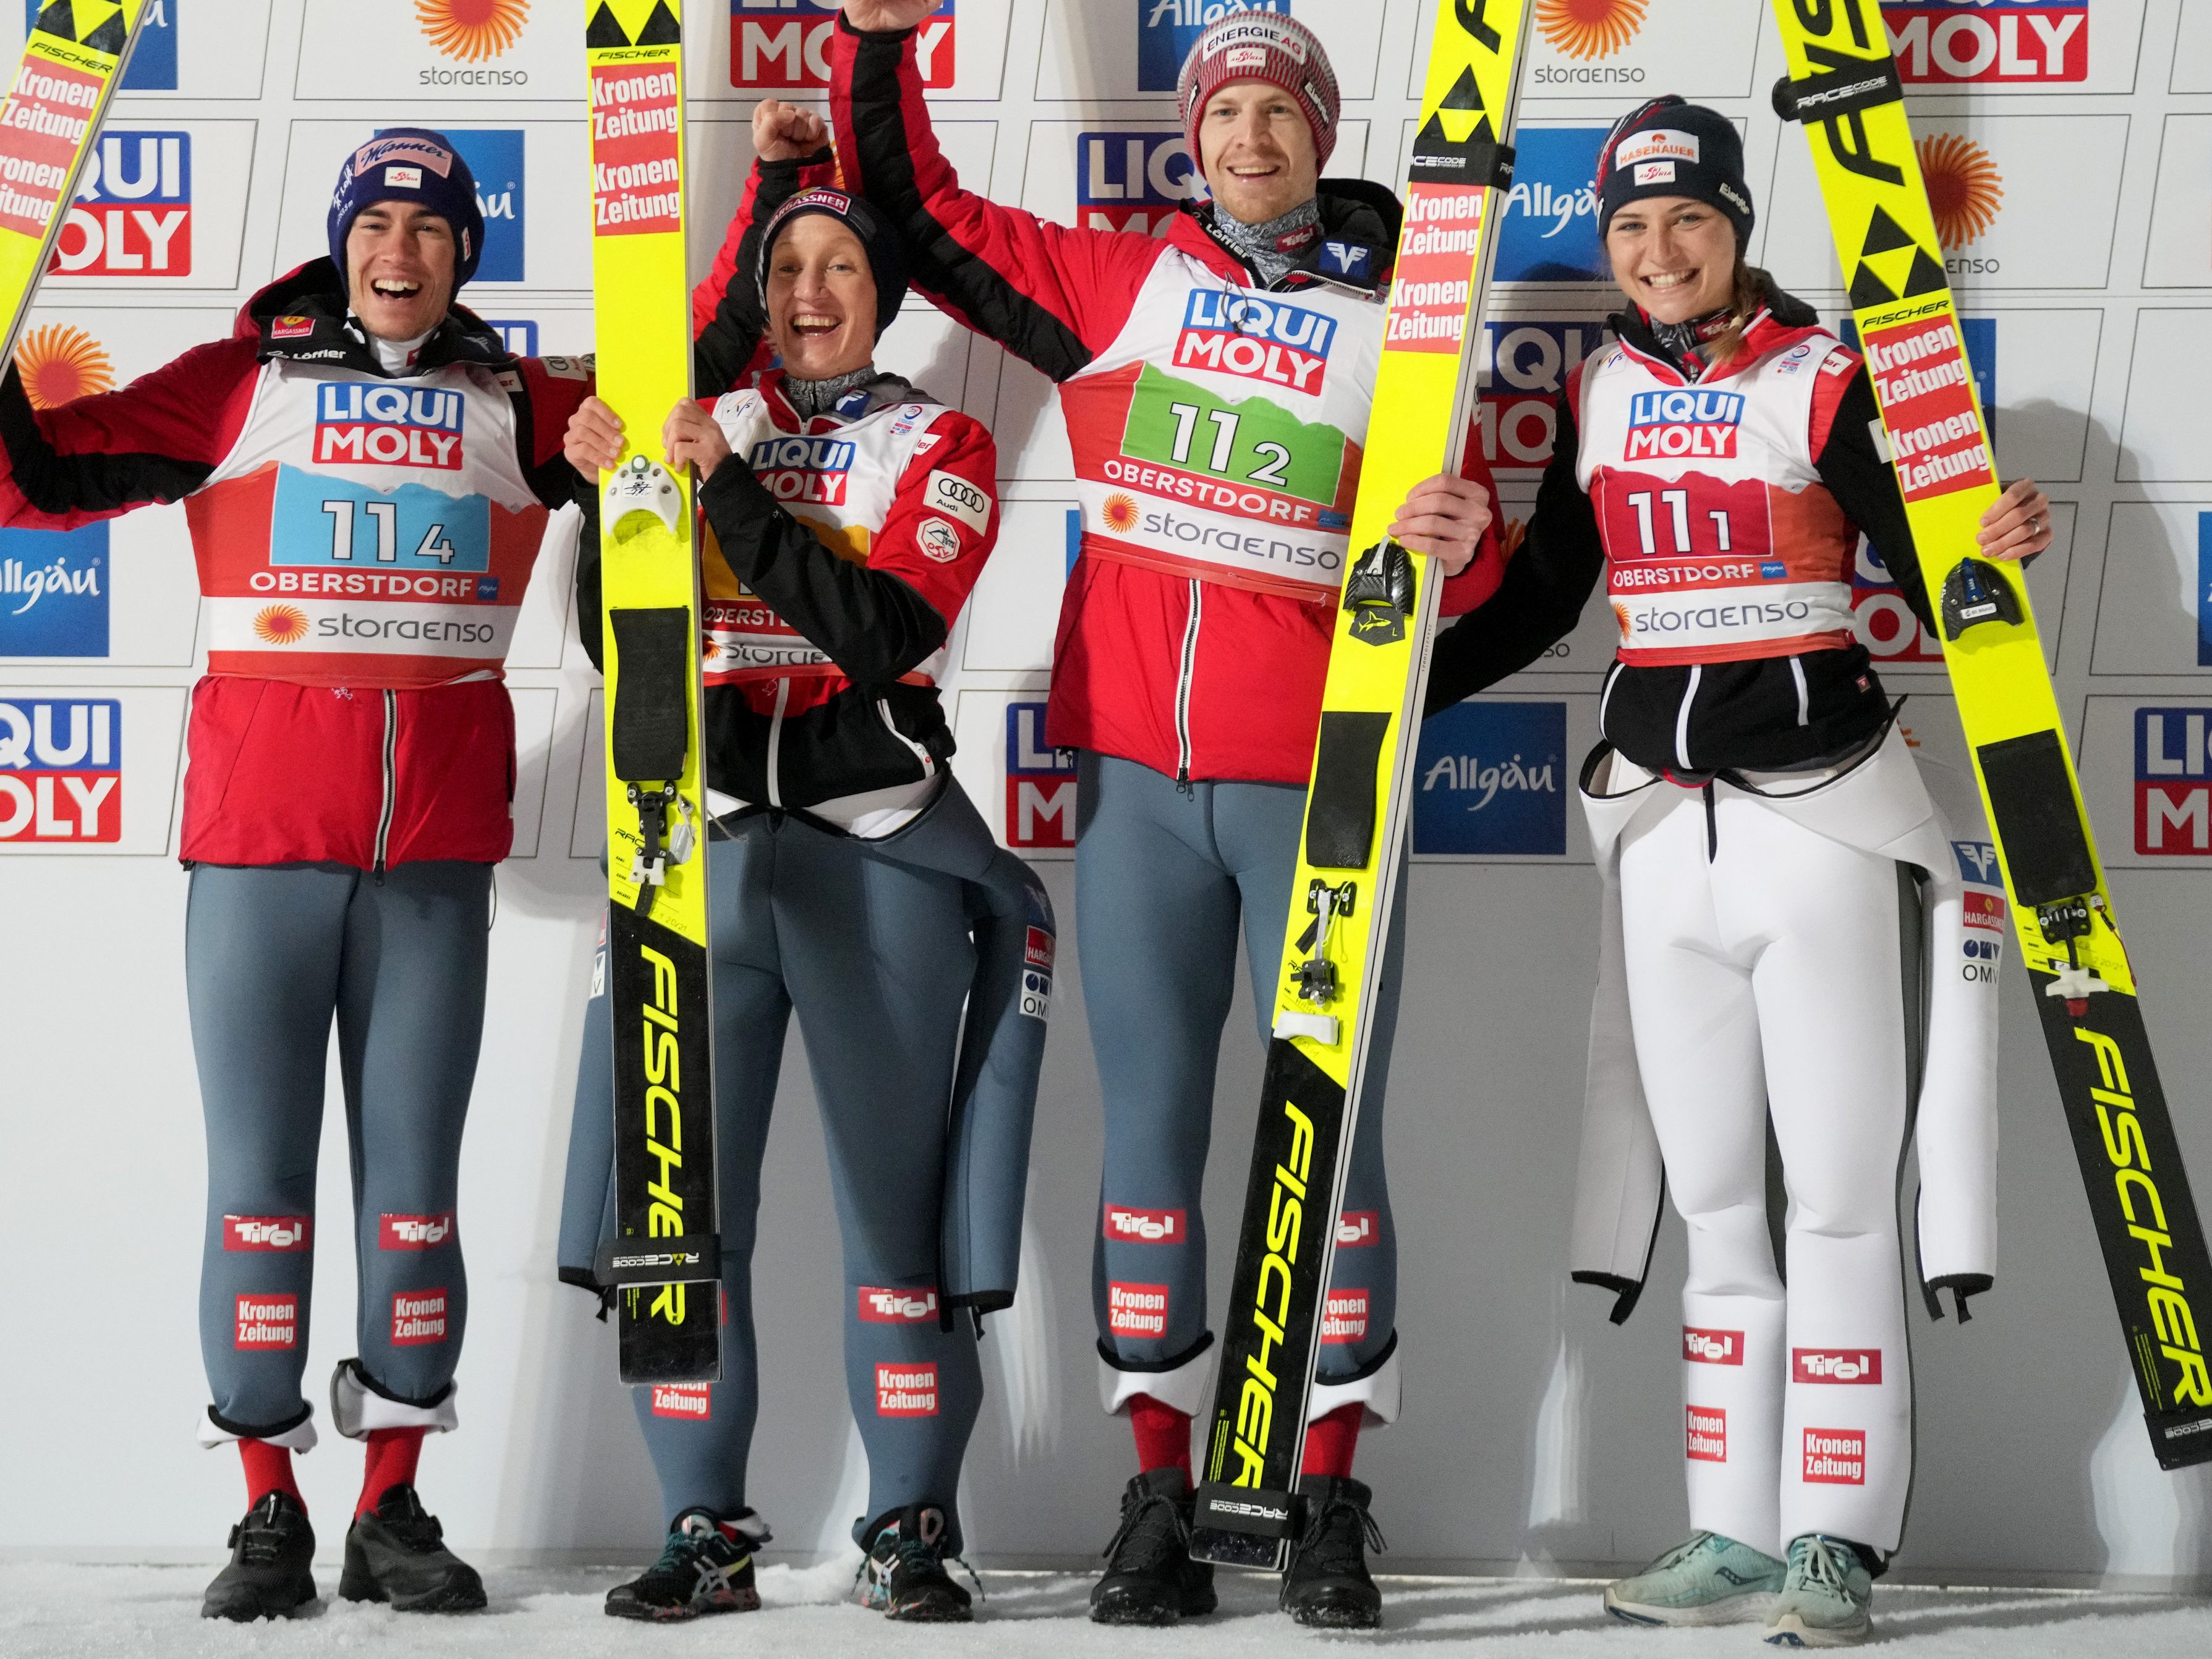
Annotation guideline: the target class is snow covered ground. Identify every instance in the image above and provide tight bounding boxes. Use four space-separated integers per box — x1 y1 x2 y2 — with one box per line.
4 1561 2211 1658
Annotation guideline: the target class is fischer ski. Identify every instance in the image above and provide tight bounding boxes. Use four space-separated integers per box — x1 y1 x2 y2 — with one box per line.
1189 0 1534 1568
585 0 721 1386
0 1 151 360
1772 0 2212 1470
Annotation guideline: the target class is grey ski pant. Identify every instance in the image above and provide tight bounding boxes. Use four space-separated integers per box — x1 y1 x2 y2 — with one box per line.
559 815 985 1547
187 860 490 1438
1076 752 1402 1402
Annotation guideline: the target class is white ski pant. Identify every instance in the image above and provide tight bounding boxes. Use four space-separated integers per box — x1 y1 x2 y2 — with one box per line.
1618 782 1913 1556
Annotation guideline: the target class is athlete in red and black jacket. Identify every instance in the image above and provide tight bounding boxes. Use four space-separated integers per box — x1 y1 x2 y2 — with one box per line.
0 131 590 1623
789 2 1506 1631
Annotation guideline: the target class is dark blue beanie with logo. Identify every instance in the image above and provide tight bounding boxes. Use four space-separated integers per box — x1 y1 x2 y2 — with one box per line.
1594 97 1755 245
327 129 485 291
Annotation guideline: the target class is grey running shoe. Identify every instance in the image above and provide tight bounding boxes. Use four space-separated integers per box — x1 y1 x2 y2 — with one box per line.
1764 1533 1874 1647
853 1503 974 1623
604 1507 767 1621
1604 1530 1787 1626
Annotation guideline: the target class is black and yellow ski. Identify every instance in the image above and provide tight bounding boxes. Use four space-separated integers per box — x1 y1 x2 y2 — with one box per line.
0 2 151 360
1190 0 1534 1568
1773 0 2212 1470
586 0 720 1386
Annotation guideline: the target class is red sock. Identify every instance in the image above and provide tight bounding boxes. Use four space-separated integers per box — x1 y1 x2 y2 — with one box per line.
237 1440 302 1511
356 1427 427 1519
1300 1404 1362 1479
1127 1393 1193 1483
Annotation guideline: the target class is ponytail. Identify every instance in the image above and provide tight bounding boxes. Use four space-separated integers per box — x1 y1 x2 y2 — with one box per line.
1704 257 1771 372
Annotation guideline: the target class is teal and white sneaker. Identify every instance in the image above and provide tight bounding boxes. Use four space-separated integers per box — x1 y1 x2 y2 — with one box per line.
1763 1534 1874 1647
1604 1530 1787 1626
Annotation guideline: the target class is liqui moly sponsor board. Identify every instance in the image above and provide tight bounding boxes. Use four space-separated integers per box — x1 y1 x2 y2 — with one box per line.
590 62 681 237
315 383 467 471
1006 702 1076 850
1108 1280 1170 1338
53 132 192 276
1686 1405 1727 1462
0 57 98 239
1138 0 1294 93
0 523 108 657
379 1212 454 1250
1478 320 1606 473
1625 388 1745 462
749 431 857 506
236 1294 298 1350
733 0 956 91
1320 1288 1369 1344
1175 290 1337 392
1337 1210 1379 1247
1684 1326 1745 1365
1803 1427 1868 1483
1793 1347 1883 1384
1388 186 1485 355
0 698 119 842
392 1288 449 1346
1104 1203 1185 1244
877 1362 939 1417
651 1384 711 1419
224 1215 312 1252
1886 2 2088 86
1075 130 1201 235
1865 313 1993 502
2135 706 2212 856
859 1287 940 1323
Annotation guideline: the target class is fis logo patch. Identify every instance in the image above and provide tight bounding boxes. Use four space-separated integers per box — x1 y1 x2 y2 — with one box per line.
1683 1327 1744 1365
876 1362 938 1417
379 1212 454 1250
1626 388 1746 462
1137 0 1295 92
235 1295 297 1351
0 523 109 657
391 1288 450 1346
1803 1427 1868 1484
2135 706 2212 855
733 0 956 91
1108 1280 1169 1339
0 697 119 842
748 434 856 507
1793 1347 1882 1385
1076 129 1202 235
1006 702 1076 850
858 1287 940 1323
1104 1204 1185 1244
316 383 467 471
1888 2 2088 86
1175 291 1336 394
52 132 192 277
650 1384 711 1420
224 1215 312 1253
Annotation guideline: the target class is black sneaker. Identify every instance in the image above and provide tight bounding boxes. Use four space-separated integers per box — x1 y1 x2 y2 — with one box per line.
853 1504 974 1623
201 1491 317 1622
339 1483 487 1613
604 1507 767 1621
1282 1474 1384 1629
1089 1467 1216 1626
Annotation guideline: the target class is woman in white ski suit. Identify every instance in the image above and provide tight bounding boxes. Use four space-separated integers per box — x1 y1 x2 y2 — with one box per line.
1426 97 2052 1646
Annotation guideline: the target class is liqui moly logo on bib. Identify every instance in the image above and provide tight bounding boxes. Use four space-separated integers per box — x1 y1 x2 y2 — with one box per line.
315 383 467 470
1138 0 1295 91
734 0 956 90
1887 2 2088 85
52 132 192 277
1626 388 1746 461
0 697 119 842
590 64 681 236
1175 291 1336 392
748 434 857 505
0 57 98 239
1864 313 1992 501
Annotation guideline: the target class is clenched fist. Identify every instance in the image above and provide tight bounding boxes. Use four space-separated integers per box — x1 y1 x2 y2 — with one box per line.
753 99 828 163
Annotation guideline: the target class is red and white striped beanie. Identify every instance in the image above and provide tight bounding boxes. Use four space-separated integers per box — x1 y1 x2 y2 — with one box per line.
1176 12 1342 169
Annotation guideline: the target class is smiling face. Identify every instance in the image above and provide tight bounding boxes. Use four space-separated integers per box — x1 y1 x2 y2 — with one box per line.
765 213 878 382
1605 195 1739 325
345 201 457 342
1197 80 1319 227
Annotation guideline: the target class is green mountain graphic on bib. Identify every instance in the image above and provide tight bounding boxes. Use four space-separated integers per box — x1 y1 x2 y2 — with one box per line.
1120 362 1356 515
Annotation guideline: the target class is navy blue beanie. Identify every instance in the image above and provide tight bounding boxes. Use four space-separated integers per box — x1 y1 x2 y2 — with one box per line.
328 129 485 293
1595 97 1754 245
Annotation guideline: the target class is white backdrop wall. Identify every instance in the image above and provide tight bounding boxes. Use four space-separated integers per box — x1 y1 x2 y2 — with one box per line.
3 0 2212 1588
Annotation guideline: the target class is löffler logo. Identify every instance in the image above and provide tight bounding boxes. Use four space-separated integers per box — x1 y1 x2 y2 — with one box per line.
1104 1204 1184 1243
1794 1348 1882 1384
1803 1427 1868 1484
236 1295 298 1350
1108 1281 1169 1339
1337 1211 1379 1247
1683 1327 1743 1365
877 1363 938 1417
1686 1405 1727 1462
226 1215 312 1252
651 1384 712 1420
392 1288 449 1346
1321 1289 1369 1345
859 1287 939 1323
380 1212 454 1250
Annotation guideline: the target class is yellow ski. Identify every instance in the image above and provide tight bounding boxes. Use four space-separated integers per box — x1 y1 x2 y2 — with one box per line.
1772 0 2212 1468
1191 0 1534 1566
